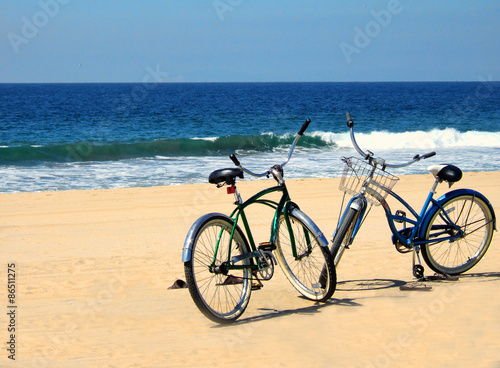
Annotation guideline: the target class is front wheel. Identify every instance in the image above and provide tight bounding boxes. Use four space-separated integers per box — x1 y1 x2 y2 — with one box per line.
184 215 252 324
275 213 336 301
421 194 495 275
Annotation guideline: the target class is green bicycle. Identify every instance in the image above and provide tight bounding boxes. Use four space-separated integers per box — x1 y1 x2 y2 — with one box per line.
182 120 336 324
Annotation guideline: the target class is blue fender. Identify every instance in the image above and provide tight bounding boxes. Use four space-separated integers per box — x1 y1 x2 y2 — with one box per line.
289 208 329 248
418 189 497 240
182 213 232 263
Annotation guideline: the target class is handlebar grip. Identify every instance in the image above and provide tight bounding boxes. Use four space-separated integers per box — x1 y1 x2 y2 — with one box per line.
346 113 354 128
421 151 436 159
297 119 311 136
229 154 240 166
413 151 437 161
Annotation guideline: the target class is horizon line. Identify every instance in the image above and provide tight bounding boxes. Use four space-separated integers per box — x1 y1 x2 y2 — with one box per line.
1 80 499 85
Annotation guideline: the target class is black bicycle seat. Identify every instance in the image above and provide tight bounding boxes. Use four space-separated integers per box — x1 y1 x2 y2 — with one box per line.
208 168 244 186
429 164 462 183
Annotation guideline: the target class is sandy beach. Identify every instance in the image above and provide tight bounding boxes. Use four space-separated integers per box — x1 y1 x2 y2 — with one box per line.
1 171 499 368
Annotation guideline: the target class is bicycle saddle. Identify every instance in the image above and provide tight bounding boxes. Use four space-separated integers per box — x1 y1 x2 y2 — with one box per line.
209 168 244 186
427 164 462 183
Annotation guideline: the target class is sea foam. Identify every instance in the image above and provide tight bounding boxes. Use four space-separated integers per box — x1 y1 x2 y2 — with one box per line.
310 129 500 150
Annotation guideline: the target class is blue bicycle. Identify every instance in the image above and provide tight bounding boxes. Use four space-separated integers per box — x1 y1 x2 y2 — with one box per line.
330 113 496 278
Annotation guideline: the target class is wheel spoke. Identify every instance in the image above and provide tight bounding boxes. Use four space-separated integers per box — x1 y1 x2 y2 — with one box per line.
275 214 335 301
185 217 251 323
422 195 493 275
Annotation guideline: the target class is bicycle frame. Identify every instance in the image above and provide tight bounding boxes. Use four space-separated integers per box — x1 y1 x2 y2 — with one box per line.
329 113 496 279
182 118 326 268
211 182 305 273
337 178 467 251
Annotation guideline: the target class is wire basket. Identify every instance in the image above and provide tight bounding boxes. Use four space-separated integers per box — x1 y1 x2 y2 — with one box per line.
338 157 399 206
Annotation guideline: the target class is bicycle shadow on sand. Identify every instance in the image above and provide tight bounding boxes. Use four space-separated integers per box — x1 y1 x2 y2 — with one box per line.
213 278 406 327
211 274 500 327
336 278 407 292
457 271 500 283
211 297 361 327
335 273 500 291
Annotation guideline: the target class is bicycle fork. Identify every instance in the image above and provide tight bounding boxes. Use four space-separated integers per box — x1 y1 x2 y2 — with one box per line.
331 195 367 266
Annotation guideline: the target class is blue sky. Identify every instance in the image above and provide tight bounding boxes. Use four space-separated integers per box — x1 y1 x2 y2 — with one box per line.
1 1 499 83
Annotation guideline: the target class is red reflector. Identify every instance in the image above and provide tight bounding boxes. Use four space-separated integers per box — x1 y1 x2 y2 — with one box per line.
227 186 235 194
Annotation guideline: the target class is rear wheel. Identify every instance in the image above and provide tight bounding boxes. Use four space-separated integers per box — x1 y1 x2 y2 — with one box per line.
275 214 336 301
184 216 252 324
421 194 494 275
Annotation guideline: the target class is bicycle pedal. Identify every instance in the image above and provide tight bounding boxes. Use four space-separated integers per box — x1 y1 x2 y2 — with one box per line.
258 242 276 251
413 265 425 279
395 210 407 223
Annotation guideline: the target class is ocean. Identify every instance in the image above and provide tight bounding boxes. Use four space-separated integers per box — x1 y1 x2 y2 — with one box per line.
0 82 499 193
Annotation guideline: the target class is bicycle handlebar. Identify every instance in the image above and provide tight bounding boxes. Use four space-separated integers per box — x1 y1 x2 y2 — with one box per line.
345 113 436 168
230 119 311 178
229 154 240 166
298 118 311 136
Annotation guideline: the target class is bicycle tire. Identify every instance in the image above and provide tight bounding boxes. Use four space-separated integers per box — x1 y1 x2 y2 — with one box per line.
275 213 336 301
421 194 495 275
330 207 360 266
184 215 252 324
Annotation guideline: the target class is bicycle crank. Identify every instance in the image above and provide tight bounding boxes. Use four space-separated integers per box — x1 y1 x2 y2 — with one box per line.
392 228 414 253
257 251 276 280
